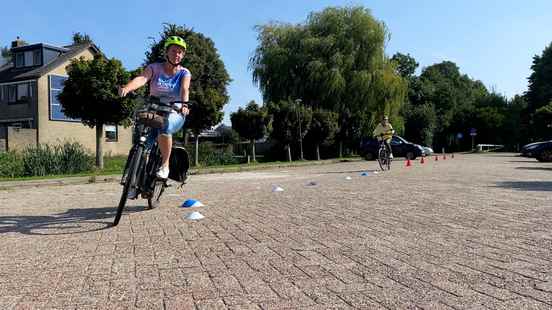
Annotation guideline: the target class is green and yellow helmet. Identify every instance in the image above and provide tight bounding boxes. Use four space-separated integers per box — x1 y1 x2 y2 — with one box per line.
164 35 187 51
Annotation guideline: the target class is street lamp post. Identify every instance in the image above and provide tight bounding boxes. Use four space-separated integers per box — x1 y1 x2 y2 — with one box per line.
295 99 304 160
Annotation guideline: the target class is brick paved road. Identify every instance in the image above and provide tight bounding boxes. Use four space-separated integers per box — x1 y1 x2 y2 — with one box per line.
0 153 551 309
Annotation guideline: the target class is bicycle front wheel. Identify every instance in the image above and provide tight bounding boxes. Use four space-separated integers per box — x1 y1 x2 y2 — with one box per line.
378 148 390 171
114 145 144 226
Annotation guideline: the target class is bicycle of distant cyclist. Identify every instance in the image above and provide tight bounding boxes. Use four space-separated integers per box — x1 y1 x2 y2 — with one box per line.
113 96 188 226
377 133 393 171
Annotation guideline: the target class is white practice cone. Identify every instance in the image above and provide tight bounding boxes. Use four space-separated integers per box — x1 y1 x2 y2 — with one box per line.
184 211 205 220
345 176 352 180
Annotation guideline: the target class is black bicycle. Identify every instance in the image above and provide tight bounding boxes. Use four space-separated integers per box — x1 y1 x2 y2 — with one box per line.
113 97 189 226
377 134 392 171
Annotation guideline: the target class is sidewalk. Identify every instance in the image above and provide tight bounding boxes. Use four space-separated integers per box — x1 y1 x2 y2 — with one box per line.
0 157 362 190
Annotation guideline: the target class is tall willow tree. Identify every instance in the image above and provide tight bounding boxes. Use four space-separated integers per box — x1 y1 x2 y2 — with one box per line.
250 6 407 156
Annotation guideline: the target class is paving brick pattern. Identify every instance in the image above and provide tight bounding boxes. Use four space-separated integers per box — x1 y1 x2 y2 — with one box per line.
1 153 551 309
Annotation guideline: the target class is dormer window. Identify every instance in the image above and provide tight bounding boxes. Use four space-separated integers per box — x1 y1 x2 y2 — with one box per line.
14 49 41 68
15 53 24 67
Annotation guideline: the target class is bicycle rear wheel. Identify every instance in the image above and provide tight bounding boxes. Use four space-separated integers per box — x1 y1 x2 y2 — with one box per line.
114 145 144 226
148 180 165 209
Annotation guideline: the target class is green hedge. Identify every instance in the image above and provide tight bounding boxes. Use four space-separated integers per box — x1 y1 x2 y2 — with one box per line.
0 151 24 178
188 142 240 166
0 142 93 177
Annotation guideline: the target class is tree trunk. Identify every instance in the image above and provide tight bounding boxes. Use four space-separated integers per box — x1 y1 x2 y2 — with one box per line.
339 141 343 158
195 135 199 166
95 124 104 169
316 144 320 161
251 140 256 162
286 144 292 162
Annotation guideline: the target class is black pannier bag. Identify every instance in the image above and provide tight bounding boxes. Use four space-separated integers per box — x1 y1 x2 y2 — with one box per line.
169 146 190 183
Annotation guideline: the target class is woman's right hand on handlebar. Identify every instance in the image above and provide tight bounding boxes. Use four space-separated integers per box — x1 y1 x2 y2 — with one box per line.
118 86 130 97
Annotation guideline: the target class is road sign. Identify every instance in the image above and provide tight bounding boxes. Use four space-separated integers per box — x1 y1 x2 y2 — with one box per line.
469 128 477 136
457 133 463 139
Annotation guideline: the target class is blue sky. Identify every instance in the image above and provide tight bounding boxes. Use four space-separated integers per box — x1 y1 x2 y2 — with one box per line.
2 1 551 124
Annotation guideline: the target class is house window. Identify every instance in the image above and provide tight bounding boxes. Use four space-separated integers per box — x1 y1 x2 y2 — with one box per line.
7 85 17 103
17 84 29 102
24 51 33 66
15 53 24 67
1 82 35 104
33 50 41 65
105 125 118 142
49 75 79 121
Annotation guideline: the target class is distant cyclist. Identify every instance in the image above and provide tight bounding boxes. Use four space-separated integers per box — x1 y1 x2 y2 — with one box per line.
119 35 191 179
373 115 395 159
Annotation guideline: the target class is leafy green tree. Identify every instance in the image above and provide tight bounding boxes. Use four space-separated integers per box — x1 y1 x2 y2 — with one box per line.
251 6 406 156
525 42 552 140
145 23 231 165
72 32 93 44
304 109 338 160
418 61 489 150
470 93 507 148
1 46 11 59
502 95 528 149
230 101 269 162
267 99 312 161
391 52 418 78
58 55 135 168
403 103 436 146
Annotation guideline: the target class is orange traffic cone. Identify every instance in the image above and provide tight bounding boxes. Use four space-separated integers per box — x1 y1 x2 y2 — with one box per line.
406 159 412 167
420 156 425 164
435 155 438 161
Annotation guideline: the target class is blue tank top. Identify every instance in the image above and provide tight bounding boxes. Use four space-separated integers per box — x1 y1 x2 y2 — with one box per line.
147 63 191 104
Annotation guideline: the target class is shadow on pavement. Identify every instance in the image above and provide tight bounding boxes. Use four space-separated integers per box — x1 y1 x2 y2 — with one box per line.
494 181 552 192
515 166 552 171
0 206 145 235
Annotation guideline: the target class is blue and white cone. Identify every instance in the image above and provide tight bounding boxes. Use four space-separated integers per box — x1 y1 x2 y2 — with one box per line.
360 172 370 176
272 185 284 192
184 211 204 220
181 199 205 208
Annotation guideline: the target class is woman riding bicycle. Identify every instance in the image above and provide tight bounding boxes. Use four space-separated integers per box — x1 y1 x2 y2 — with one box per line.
373 115 395 159
119 35 191 179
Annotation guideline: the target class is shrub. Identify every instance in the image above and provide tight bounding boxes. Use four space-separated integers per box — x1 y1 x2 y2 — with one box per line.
191 142 240 166
0 151 24 178
21 142 93 176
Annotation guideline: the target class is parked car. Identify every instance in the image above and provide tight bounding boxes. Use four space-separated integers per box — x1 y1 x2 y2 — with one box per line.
421 146 434 156
520 140 552 162
360 135 425 160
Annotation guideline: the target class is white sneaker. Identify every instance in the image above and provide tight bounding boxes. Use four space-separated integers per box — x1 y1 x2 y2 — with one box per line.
156 166 169 179
389 153 394 159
